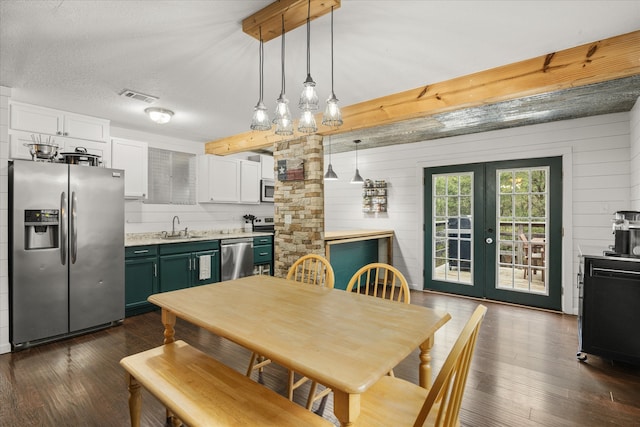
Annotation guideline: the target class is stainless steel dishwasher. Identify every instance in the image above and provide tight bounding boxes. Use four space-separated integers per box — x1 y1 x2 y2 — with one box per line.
221 238 254 281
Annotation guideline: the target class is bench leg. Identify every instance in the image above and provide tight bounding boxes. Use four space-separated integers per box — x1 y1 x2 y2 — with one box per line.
126 373 141 427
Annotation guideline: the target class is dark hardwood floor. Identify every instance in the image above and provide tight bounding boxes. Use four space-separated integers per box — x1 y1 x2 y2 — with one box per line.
2 290 639 426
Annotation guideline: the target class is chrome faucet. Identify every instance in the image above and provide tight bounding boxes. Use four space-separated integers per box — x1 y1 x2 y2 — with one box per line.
172 215 180 235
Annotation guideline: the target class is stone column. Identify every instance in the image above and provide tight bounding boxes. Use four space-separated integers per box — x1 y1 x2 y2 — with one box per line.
273 135 325 277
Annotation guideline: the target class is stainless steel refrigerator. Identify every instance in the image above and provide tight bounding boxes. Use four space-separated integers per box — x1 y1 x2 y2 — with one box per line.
9 160 125 350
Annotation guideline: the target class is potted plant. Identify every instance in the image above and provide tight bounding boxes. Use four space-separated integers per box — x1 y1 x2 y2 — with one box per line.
243 214 256 233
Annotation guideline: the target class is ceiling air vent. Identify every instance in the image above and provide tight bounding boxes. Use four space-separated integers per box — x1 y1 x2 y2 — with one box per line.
119 89 159 104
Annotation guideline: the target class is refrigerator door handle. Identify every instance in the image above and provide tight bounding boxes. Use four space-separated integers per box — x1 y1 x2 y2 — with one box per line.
60 191 67 265
71 191 78 264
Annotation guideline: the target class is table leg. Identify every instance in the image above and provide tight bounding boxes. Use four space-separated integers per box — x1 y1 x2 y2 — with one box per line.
419 335 434 389
126 373 141 427
332 390 360 427
161 309 176 344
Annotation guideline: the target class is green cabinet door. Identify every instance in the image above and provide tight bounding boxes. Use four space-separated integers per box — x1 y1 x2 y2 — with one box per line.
125 256 158 316
159 241 221 290
193 249 220 286
125 246 159 317
159 253 193 292
253 235 274 275
330 240 378 290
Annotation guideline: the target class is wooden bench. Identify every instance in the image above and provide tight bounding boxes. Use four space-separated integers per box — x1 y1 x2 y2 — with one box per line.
120 340 333 427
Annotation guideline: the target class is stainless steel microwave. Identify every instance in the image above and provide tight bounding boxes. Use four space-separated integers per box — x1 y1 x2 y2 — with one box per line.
261 179 274 202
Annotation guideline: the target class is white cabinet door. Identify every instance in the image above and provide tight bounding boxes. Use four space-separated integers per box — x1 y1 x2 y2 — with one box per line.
64 112 110 142
111 138 148 198
10 103 63 136
10 101 110 143
198 155 240 203
260 155 274 179
240 160 260 203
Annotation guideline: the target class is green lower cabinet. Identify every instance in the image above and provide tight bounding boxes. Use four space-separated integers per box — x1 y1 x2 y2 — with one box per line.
253 235 273 275
159 241 221 291
125 246 158 317
329 240 378 290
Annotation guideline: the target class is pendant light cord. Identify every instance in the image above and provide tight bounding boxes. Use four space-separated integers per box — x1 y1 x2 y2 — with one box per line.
281 16 286 95
259 27 264 102
330 6 335 96
306 0 311 78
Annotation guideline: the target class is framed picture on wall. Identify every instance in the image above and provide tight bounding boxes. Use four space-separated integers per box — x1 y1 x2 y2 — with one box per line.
277 159 304 181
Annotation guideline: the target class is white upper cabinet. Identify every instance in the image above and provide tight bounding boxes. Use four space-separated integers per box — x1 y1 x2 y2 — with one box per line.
249 154 275 180
112 138 148 199
198 155 260 204
239 159 260 203
10 101 110 143
198 155 240 203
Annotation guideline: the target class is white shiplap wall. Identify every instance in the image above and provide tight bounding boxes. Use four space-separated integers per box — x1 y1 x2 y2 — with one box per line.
0 86 11 354
111 126 274 235
631 98 640 209
324 109 636 315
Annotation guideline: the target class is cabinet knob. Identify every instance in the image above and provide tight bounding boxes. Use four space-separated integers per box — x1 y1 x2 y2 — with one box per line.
63 132 68 136
57 131 62 135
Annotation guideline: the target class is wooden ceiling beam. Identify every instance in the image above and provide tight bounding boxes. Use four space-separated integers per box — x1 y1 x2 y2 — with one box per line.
205 29 640 156
243 0 341 43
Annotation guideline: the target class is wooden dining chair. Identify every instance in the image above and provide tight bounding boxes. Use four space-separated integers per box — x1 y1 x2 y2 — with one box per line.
351 304 488 427
346 262 411 304
346 262 411 378
286 253 336 288
246 254 335 411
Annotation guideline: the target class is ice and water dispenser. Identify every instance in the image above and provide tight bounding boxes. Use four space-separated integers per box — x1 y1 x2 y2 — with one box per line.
24 209 59 250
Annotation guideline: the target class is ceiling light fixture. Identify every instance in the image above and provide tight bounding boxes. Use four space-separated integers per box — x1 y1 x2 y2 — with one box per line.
144 107 174 124
324 136 338 180
351 139 364 184
321 6 342 127
250 27 271 131
273 15 293 135
298 0 318 133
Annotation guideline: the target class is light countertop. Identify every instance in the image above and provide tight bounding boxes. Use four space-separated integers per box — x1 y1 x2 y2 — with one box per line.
125 231 273 247
324 230 394 242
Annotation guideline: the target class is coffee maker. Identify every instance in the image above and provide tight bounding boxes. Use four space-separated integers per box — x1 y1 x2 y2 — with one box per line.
612 210 640 255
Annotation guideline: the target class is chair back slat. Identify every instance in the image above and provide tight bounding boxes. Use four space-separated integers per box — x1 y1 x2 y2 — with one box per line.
413 305 487 427
286 254 335 288
346 263 410 304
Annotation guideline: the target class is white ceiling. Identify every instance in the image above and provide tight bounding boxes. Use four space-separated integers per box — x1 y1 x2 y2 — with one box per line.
1 1 639 146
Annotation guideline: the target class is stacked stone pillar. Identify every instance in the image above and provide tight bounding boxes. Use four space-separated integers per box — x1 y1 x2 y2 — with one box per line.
273 135 325 277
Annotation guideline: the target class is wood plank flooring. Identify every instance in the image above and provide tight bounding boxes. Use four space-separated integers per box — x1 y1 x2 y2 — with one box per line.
1 290 639 426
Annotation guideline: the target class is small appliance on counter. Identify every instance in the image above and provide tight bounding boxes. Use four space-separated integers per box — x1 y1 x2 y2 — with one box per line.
610 210 640 256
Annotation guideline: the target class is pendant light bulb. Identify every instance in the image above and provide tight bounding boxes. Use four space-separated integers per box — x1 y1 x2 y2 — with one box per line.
298 0 319 112
274 15 293 135
250 28 271 131
298 109 317 134
322 6 343 127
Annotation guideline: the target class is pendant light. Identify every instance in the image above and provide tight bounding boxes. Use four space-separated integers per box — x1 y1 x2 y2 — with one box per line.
273 15 293 135
298 0 318 133
351 139 364 184
250 27 271 131
324 136 338 180
321 6 342 127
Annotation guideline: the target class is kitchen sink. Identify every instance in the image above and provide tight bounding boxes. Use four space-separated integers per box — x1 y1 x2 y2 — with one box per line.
161 233 207 240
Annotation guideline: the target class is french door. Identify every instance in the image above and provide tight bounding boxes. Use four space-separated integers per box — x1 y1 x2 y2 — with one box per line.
423 157 562 310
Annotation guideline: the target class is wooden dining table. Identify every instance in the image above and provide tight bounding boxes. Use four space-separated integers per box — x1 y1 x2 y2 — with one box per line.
148 275 451 426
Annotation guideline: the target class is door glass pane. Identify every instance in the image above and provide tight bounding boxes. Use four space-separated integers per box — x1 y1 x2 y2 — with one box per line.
497 167 548 294
432 172 473 285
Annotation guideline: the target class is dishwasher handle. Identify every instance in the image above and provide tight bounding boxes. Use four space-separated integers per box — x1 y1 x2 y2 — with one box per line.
221 238 254 245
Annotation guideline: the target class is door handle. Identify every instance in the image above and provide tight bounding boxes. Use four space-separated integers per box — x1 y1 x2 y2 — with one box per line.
485 237 494 244
71 191 78 264
60 192 67 265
